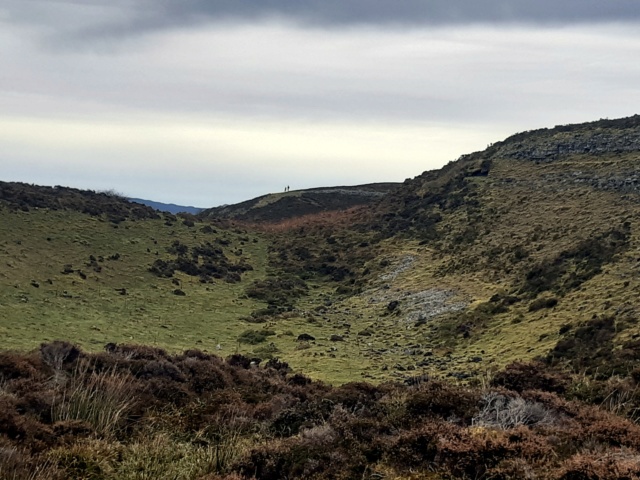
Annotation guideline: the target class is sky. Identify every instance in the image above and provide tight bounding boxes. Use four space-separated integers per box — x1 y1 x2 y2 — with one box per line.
1 1 639 207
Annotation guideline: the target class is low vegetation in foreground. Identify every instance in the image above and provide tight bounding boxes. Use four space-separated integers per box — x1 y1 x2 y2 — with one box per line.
3 341 640 479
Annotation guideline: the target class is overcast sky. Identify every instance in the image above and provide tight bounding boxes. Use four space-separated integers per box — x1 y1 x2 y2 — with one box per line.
1 1 639 207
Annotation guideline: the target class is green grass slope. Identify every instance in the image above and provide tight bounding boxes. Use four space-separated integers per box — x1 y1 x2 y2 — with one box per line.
0 206 268 353
257 115 640 383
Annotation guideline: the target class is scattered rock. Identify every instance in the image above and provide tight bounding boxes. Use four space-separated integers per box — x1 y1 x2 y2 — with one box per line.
61 264 74 274
380 255 415 281
387 300 399 312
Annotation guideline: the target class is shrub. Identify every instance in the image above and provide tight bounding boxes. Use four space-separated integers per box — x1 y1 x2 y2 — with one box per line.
245 276 308 308
254 343 280 360
0 352 42 380
521 228 628 297
237 329 276 345
48 438 118 479
226 354 252 369
404 381 480 424
40 341 80 371
555 449 640 480
473 392 556 429
528 296 559 312
547 316 619 377
491 361 569 393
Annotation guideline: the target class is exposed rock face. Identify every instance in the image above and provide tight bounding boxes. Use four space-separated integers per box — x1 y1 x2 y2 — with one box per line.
497 130 640 161
366 287 468 324
553 171 640 194
480 115 640 162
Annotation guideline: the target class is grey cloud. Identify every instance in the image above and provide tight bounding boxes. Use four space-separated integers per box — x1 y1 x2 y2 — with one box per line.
3 0 640 39
159 0 640 26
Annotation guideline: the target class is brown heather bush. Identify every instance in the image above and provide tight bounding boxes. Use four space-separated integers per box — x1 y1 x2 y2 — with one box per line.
387 421 553 478
555 448 640 480
238 434 368 480
0 351 44 380
2 342 640 478
404 380 480 424
491 361 569 394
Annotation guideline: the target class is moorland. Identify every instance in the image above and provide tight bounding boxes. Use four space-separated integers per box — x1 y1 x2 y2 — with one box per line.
3 115 640 478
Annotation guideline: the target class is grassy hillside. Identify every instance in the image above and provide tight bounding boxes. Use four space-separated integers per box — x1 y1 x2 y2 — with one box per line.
0 206 268 353
246 115 640 384
3 115 640 388
0 191 449 384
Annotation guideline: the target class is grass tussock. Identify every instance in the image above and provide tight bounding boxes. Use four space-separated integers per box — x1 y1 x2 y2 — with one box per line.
50 361 138 439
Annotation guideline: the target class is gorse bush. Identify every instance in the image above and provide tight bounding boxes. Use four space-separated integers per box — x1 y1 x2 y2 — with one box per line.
244 276 309 311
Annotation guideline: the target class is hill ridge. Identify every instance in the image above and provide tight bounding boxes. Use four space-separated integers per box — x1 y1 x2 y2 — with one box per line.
200 182 400 223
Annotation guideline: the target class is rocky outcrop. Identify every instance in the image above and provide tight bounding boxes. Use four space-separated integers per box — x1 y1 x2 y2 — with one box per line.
496 129 640 161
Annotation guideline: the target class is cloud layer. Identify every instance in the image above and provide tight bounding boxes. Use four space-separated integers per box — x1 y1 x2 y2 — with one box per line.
1 2 639 206
5 0 640 36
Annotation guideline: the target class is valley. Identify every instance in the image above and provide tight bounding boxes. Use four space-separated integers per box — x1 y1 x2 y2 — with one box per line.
3 117 640 386
4 115 640 478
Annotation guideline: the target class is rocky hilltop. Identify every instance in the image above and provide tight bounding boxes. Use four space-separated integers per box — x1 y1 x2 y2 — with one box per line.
491 114 640 161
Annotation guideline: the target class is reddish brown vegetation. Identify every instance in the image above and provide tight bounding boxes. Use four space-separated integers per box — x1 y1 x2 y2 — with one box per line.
246 207 367 234
1 346 640 479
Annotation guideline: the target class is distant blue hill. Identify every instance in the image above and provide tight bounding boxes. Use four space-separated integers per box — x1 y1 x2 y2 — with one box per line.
129 198 204 215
